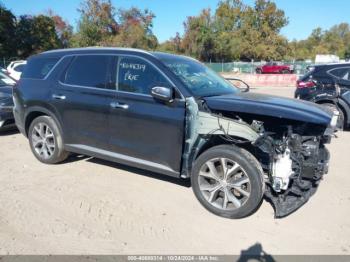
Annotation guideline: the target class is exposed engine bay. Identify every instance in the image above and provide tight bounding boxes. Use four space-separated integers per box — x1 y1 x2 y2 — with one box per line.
182 97 338 218
256 129 332 218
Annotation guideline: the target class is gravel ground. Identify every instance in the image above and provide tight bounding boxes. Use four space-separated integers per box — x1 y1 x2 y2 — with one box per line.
0 86 349 255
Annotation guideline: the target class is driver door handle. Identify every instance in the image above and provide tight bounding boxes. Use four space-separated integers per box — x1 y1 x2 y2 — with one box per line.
52 94 66 100
110 102 129 109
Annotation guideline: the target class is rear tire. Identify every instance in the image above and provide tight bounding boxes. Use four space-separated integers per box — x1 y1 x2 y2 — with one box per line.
281 69 290 74
191 145 265 219
28 116 69 164
256 68 262 74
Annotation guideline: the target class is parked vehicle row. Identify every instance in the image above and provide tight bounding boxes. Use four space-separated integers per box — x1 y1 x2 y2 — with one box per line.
0 72 16 131
295 63 350 130
256 62 294 74
10 48 338 219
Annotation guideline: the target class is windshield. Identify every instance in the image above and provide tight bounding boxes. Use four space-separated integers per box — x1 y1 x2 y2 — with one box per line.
0 72 16 86
159 56 239 97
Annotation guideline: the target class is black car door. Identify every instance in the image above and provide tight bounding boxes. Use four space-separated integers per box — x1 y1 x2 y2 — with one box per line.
328 67 350 87
326 67 350 98
108 55 185 176
52 54 115 151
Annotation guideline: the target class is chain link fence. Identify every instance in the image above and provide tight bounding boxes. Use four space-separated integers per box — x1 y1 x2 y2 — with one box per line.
206 61 313 76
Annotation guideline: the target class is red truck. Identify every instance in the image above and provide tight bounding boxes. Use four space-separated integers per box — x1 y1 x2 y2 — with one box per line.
256 62 294 74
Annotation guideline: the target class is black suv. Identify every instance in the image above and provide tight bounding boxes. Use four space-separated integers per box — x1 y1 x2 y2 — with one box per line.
295 63 350 129
14 48 338 219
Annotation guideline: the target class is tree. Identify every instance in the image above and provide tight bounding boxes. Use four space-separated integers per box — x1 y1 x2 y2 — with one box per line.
287 23 350 60
213 0 244 61
0 4 17 59
107 7 158 50
182 9 217 61
16 15 61 58
73 0 118 47
158 32 184 54
179 0 289 61
73 1 158 50
345 46 350 60
47 9 73 47
215 0 243 32
236 0 289 60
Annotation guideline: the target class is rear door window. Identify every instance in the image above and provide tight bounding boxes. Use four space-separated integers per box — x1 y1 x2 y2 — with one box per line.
64 55 113 89
328 67 350 81
117 56 170 95
22 57 59 79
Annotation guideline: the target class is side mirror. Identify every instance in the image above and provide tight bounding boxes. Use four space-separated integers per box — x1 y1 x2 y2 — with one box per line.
151 86 174 102
225 78 250 92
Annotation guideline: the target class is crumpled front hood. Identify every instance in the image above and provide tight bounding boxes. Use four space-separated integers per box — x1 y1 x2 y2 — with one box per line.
204 92 333 126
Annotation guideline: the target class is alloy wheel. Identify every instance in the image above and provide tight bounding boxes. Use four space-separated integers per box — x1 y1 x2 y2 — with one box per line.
198 157 251 210
31 123 56 160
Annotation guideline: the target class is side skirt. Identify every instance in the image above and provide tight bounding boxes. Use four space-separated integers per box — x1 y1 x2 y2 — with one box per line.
65 144 180 178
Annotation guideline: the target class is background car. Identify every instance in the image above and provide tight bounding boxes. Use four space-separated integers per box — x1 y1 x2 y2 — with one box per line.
0 72 16 131
0 66 9 75
6 60 26 80
295 63 350 129
256 62 294 74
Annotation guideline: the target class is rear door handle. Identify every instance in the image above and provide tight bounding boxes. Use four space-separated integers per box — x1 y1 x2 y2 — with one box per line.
52 94 66 100
110 102 129 109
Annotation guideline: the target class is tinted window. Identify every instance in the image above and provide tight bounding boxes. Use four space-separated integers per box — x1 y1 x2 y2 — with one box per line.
22 57 59 79
159 56 238 97
300 70 314 81
329 67 350 81
117 57 169 95
64 55 112 89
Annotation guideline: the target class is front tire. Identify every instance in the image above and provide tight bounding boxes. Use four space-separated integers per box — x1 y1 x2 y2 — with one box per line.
28 116 69 164
191 145 265 219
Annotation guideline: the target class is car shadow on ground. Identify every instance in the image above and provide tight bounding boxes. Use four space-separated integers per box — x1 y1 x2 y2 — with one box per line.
63 154 191 188
237 243 276 262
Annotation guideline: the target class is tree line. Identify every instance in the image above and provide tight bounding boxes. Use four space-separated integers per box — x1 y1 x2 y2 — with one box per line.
1 0 349 62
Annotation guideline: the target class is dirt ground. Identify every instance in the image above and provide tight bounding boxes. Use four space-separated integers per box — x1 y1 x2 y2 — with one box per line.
0 86 349 255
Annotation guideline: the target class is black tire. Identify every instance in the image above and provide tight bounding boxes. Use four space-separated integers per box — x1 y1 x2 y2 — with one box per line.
256 68 262 74
28 116 69 164
191 144 265 219
322 103 345 130
281 69 290 74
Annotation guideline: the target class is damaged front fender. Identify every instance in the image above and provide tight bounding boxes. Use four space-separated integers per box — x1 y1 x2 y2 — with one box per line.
181 97 335 219
181 97 260 178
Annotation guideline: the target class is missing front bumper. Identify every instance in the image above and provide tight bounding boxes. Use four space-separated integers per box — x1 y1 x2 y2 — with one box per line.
265 147 330 218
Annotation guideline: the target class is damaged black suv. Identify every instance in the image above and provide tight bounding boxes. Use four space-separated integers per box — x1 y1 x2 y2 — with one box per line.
13 48 338 218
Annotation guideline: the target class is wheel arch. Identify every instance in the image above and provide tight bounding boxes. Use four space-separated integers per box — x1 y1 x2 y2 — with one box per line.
189 135 266 175
24 107 63 137
315 98 349 125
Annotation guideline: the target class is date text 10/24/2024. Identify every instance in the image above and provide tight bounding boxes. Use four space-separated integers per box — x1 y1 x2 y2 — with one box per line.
127 256 220 261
